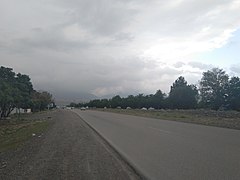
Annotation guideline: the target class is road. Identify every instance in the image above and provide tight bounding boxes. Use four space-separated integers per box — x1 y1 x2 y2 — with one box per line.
73 109 240 180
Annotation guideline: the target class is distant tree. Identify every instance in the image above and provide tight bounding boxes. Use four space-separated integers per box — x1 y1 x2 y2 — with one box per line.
79 68 240 111
124 95 137 108
199 68 229 110
69 102 77 107
15 73 33 110
41 91 53 110
135 94 146 108
96 99 109 108
110 95 122 108
144 94 153 108
168 76 198 109
226 77 240 110
31 91 53 112
87 99 108 108
171 76 187 90
152 90 164 109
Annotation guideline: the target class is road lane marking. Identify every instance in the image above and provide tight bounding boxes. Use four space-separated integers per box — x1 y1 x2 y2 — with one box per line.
148 127 172 134
87 155 91 173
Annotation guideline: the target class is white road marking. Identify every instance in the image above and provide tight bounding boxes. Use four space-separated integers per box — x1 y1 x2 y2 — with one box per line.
87 155 91 173
148 127 172 134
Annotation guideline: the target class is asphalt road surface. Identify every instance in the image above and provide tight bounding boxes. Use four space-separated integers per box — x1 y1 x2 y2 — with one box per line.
73 109 240 180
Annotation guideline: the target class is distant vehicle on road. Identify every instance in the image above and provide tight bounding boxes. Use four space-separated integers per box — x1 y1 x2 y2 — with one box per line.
80 107 86 110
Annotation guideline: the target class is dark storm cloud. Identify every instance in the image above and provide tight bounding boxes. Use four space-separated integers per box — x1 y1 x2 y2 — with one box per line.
12 32 91 53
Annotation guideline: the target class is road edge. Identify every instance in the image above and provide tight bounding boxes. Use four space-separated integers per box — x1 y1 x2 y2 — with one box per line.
72 110 150 180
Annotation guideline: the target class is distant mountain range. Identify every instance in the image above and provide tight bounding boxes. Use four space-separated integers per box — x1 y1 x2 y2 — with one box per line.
52 91 98 106
52 91 142 106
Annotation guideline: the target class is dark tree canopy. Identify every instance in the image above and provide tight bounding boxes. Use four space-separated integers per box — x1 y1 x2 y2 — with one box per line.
226 77 240 110
170 76 187 92
0 66 54 119
0 67 32 118
200 68 229 110
74 91 164 110
110 95 122 108
168 76 198 109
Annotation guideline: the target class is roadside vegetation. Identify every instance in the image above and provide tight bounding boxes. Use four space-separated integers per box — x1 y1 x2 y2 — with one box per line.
99 108 240 130
0 66 55 152
0 112 52 152
70 68 240 129
71 68 240 111
0 66 55 119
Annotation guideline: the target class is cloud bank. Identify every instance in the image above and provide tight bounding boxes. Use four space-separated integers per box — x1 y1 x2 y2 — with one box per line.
0 0 240 102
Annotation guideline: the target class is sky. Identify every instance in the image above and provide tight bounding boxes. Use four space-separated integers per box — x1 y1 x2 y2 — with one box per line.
0 0 240 103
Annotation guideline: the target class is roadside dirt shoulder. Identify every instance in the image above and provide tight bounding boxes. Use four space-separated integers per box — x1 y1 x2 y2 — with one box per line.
0 109 141 180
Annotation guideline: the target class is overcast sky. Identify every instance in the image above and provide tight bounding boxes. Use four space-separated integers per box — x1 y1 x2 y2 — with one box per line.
1 0 240 102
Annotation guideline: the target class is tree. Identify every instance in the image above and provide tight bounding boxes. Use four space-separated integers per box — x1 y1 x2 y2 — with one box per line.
0 66 36 118
31 91 53 112
0 65 55 118
15 73 33 110
151 90 164 109
0 67 21 118
226 77 240 110
124 95 137 108
0 82 17 118
110 95 122 108
69 102 77 107
0 66 15 82
168 76 198 109
199 68 229 110
171 76 187 90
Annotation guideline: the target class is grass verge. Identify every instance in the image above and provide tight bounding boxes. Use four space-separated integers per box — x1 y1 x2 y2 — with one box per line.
98 108 240 130
0 115 50 152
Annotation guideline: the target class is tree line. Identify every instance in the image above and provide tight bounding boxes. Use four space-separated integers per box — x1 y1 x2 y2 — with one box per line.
71 68 240 111
0 66 55 119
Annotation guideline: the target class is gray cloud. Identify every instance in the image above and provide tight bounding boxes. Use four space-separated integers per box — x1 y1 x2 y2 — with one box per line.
113 32 135 42
230 64 240 74
188 62 213 70
0 0 239 103
54 0 139 36
173 62 185 68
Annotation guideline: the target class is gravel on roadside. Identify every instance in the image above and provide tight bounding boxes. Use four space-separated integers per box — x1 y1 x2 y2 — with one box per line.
0 109 142 180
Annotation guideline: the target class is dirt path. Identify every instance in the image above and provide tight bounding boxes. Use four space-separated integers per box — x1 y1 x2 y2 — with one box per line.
0 110 141 180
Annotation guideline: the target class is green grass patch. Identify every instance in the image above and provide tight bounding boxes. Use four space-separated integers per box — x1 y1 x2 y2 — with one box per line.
0 119 50 152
